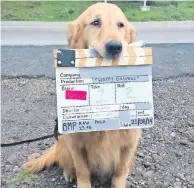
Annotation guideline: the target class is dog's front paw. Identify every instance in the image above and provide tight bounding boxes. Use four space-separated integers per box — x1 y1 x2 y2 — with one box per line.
63 170 76 182
111 176 126 188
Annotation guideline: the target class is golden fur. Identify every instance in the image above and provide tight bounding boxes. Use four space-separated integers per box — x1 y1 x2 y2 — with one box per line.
24 3 141 188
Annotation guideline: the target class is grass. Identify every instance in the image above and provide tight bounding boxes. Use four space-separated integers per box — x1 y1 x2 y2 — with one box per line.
1 1 194 22
9 169 39 183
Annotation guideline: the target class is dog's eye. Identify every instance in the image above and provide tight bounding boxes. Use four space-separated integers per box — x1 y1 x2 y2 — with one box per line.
90 19 101 26
118 22 124 28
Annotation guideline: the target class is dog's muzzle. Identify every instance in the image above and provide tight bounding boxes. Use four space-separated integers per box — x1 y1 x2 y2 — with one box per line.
105 40 122 57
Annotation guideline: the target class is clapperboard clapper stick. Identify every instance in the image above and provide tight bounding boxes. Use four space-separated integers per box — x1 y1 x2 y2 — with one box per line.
53 41 154 134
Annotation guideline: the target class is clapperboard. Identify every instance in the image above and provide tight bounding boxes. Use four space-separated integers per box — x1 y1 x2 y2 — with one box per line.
53 42 154 134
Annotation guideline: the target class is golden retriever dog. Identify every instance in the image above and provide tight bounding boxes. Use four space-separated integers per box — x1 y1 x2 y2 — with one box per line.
24 2 141 188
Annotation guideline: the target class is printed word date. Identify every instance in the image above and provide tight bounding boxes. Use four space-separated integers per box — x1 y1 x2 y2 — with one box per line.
121 117 153 127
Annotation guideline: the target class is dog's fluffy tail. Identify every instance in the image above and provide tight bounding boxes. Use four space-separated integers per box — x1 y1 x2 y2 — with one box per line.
23 143 57 173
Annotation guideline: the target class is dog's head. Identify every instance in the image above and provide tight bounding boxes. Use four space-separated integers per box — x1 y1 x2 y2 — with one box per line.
67 2 137 58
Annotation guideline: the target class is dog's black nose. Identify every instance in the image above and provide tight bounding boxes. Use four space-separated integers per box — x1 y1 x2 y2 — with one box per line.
105 40 122 56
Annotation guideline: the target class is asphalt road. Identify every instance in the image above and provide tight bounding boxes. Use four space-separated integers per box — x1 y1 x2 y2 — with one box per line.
1 43 194 188
1 44 194 80
2 21 194 45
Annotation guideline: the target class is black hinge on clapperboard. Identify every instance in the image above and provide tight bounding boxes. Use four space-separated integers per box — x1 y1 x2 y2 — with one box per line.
57 49 76 67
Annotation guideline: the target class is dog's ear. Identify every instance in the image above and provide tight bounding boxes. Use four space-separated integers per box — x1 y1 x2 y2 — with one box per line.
67 20 86 48
125 23 137 44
